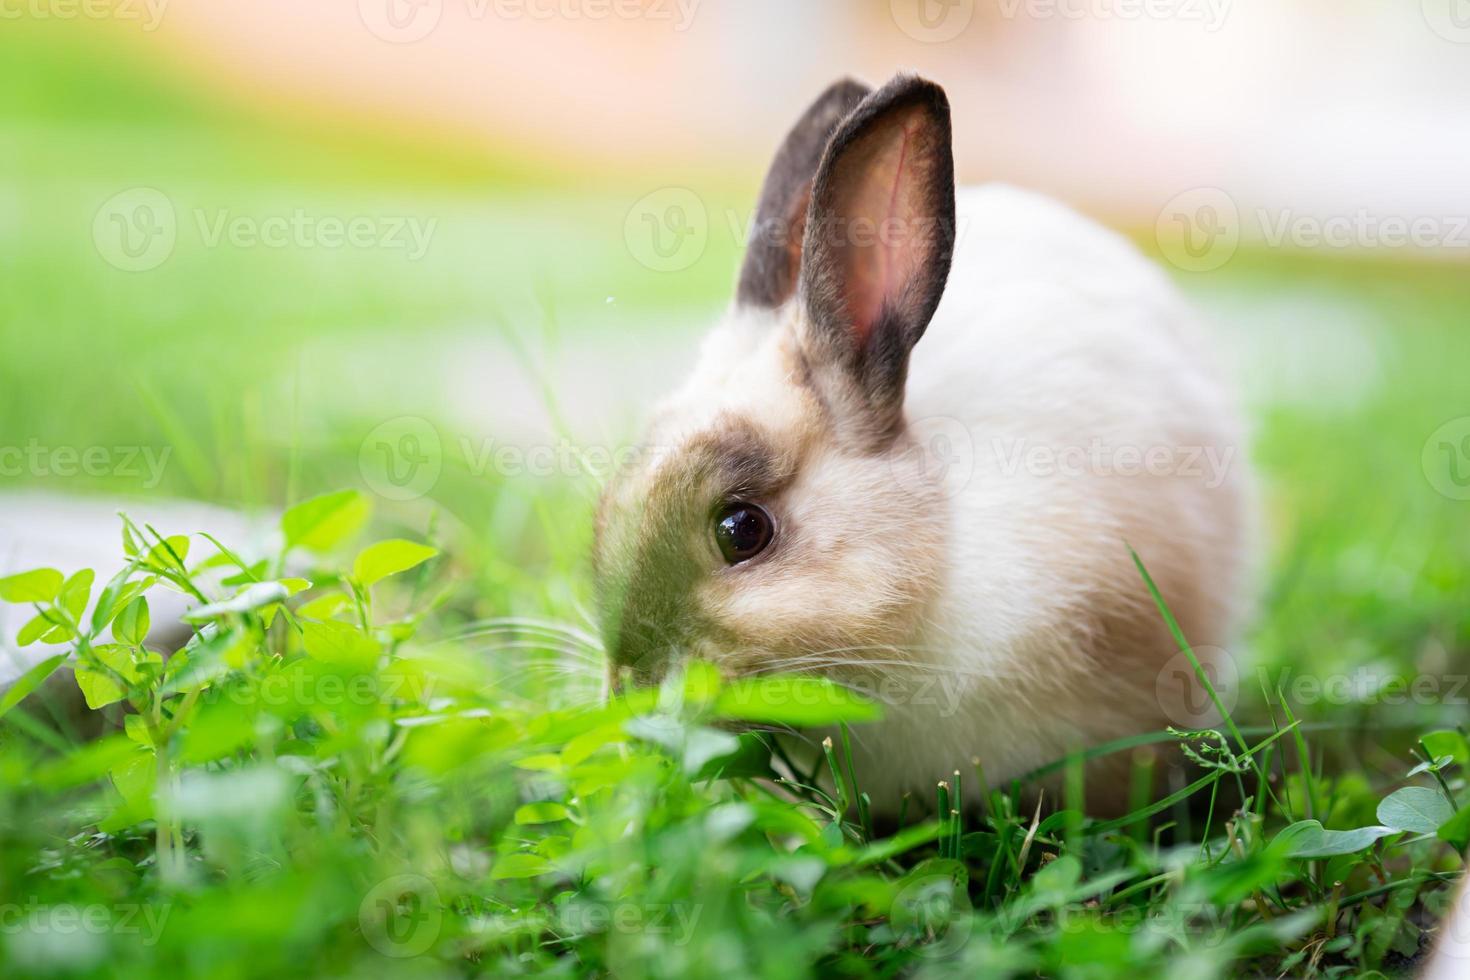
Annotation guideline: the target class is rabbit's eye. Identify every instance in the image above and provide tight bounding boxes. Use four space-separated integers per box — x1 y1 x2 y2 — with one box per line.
714 503 774 565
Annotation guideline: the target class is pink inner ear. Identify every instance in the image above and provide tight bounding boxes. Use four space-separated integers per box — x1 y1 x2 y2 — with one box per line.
836 108 929 346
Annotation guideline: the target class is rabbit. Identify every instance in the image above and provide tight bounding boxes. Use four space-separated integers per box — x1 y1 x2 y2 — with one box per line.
593 73 1252 811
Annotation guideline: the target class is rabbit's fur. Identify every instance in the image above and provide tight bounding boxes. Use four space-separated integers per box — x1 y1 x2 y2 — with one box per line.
595 74 1251 808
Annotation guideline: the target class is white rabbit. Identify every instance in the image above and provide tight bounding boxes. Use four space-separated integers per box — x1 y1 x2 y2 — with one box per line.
594 74 1251 809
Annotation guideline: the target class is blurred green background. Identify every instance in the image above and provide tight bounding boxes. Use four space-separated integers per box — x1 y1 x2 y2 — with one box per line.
1 10 1468 720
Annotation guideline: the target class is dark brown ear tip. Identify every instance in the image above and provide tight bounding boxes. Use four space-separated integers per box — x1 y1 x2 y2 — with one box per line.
825 77 873 101
871 73 951 122
919 80 951 119
735 76 874 310
818 74 953 177
808 78 874 124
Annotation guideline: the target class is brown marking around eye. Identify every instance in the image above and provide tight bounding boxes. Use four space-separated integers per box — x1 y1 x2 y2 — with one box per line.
684 416 797 503
595 415 803 679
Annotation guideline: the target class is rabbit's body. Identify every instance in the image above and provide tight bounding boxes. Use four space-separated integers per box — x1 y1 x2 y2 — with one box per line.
596 76 1251 811
818 184 1250 799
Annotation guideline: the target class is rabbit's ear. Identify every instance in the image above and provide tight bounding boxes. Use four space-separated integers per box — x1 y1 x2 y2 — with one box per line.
736 78 872 310
798 75 956 445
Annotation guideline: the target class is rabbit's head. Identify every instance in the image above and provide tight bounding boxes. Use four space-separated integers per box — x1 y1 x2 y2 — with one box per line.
595 74 958 688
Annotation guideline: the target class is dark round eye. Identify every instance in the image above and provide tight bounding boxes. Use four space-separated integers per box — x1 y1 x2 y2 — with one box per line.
713 503 774 565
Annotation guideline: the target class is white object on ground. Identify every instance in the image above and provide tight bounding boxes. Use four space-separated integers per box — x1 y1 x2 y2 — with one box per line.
0 491 274 690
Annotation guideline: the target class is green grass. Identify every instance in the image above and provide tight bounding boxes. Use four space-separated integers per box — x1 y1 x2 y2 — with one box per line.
1 22 1468 980
0 493 1464 978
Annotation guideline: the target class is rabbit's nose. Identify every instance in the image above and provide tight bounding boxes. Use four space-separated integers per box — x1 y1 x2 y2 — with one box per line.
608 634 673 689
608 610 703 692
